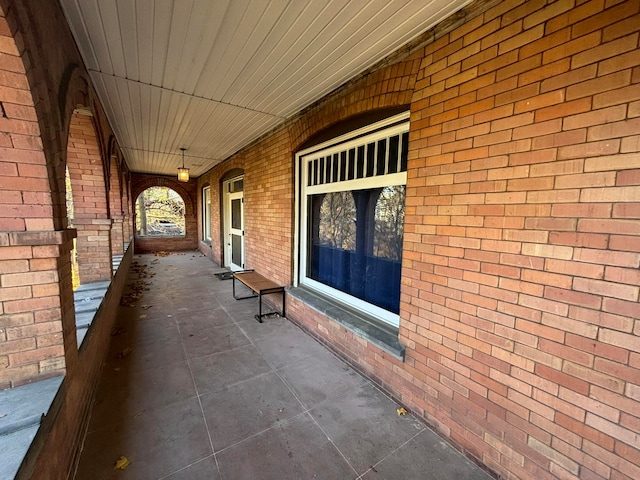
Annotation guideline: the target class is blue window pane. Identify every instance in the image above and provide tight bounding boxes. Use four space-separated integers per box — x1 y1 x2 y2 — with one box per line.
309 186 405 314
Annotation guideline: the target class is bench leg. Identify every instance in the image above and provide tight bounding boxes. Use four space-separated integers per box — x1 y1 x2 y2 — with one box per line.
233 276 259 300
254 292 264 323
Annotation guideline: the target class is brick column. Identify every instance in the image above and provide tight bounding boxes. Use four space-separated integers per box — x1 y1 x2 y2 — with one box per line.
0 229 77 388
110 215 124 255
73 218 112 283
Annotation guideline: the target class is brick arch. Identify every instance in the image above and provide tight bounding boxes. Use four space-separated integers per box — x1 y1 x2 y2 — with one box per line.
66 110 112 283
132 176 195 217
108 137 125 254
130 174 198 252
289 57 421 152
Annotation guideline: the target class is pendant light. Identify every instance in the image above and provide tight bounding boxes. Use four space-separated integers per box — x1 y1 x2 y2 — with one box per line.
177 147 189 182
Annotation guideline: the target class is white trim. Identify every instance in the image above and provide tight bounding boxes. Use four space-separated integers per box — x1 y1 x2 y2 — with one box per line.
294 113 409 328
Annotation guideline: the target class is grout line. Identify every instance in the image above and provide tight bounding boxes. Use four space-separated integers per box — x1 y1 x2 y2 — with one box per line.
172 281 223 479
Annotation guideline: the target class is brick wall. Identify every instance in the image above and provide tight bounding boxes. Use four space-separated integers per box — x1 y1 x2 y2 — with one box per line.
202 1 640 479
130 173 199 253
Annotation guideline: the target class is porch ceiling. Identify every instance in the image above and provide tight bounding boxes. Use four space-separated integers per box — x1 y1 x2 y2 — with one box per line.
60 0 470 177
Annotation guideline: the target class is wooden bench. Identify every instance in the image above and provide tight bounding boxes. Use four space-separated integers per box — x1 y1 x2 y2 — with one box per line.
232 270 285 322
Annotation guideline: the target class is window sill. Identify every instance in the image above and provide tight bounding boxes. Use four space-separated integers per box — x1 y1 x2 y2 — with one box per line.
287 286 405 361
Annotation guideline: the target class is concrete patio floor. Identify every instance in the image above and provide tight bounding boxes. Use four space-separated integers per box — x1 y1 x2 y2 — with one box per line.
74 252 492 480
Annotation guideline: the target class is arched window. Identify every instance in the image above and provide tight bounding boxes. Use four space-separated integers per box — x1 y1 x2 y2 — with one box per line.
135 187 185 237
300 113 409 325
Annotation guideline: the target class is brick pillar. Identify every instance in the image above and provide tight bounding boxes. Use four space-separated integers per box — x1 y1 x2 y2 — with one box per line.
110 215 124 255
73 218 112 283
0 229 77 388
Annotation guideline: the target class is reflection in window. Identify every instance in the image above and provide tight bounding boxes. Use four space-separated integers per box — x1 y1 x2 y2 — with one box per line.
135 187 185 236
309 185 405 314
374 186 405 262
318 192 356 250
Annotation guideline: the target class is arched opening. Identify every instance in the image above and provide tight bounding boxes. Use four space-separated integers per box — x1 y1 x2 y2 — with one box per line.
66 109 112 284
135 186 186 237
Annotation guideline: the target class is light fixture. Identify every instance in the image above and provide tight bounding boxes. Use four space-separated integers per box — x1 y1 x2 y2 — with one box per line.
177 147 189 182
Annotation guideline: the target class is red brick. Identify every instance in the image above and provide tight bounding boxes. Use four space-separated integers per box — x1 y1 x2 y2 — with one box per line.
536 364 590 395
593 83 640 108
542 31 601 64
572 0 640 39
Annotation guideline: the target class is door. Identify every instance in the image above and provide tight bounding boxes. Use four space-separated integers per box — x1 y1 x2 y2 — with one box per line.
223 177 244 271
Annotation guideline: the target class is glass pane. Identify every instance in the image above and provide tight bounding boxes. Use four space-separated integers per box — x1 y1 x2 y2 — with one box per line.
388 135 399 174
400 132 409 172
319 156 325 184
356 145 365 178
347 148 355 180
332 154 339 183
309 186 404 314
376 139 387 175
366 142 375 177
232 234 242 265
231 198 242 229
231 179 244 192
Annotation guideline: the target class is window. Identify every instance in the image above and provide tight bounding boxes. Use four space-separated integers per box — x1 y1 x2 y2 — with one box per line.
135 187 185 236
297 113 409 327
203 186 211 242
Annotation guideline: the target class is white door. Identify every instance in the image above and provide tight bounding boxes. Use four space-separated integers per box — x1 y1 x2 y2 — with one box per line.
223 178 244 271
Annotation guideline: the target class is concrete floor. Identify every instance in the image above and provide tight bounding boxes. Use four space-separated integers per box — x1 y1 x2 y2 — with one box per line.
74 252 492 480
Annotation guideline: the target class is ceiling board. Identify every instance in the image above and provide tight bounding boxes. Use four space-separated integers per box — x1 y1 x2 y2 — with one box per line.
61 0 470 177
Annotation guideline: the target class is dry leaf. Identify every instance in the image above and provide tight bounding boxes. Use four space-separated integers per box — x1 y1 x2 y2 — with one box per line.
113 456 130 470
140 304 152 310
139 314 147 319
116 347 132 358
396 407 407 416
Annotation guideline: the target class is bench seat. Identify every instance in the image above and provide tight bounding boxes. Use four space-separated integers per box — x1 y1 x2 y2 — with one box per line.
232 270 285 322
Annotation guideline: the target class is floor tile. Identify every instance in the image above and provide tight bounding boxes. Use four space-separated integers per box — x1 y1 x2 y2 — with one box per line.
104 334 187 374
162 455 220 480
199 371 304 451
216 414 357 480
180 322 251 359
277 352 371 409
360 427 493 480
190 344 273 395
309 383 424 474
75 397 212 480
88 360 196 432
253 326 336 370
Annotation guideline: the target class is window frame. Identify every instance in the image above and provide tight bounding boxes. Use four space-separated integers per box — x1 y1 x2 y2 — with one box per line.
294 112 409 327
202 185 211 242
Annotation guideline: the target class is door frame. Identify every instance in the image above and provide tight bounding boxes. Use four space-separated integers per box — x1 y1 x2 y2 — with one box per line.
223 176 244 270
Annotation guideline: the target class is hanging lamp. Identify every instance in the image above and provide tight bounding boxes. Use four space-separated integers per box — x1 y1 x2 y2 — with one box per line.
177 147 189 182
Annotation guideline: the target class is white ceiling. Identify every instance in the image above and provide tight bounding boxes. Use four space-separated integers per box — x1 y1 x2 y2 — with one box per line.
60 0 470 177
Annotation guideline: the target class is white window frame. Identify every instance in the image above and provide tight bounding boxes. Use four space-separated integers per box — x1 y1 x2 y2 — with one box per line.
294 112 409 327
202 185 211 242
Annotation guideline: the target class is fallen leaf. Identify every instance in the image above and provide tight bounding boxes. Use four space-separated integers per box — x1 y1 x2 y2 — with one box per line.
396 407 407 416
139 314 147 319
116 347 132 358
113 456 130 470
140 304 152 310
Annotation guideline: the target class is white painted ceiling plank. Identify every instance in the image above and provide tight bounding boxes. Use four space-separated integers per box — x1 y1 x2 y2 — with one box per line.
62 0 470 175
150 0 174 87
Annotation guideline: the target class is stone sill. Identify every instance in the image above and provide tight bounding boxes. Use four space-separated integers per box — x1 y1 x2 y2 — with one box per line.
287 286 405 361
